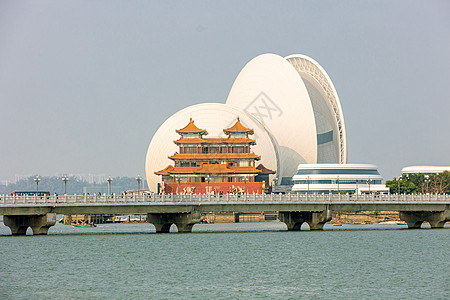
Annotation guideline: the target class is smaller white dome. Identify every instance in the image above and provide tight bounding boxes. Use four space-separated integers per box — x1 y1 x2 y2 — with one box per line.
145 103 280 191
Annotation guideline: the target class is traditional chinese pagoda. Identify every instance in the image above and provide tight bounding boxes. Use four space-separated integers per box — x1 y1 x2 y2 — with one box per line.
155 118 275 194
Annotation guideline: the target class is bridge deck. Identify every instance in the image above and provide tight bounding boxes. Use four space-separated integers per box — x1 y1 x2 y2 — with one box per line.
1 194 449 215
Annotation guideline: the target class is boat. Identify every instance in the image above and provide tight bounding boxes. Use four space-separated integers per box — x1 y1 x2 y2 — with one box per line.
72 224 97 228
396 222 407 226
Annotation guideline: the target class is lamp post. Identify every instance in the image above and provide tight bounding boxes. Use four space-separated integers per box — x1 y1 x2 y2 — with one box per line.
307 176 310 194
425 176 430 194
398 177 402 195
272 176 278 192
205 175 211 194
176 176 181 194
242 176 248 194
62 176 69 194
34 176 40 192
337 176 340 194
136 175 142 194
367 179 372 194
107 176 113 195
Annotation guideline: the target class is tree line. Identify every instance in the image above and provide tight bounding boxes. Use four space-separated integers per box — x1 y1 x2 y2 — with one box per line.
0 175 148 195
385 171 450 194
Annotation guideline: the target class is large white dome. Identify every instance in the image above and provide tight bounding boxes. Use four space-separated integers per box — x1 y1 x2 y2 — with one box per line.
226 54 317 182
226 53 347 183
145 103 280 191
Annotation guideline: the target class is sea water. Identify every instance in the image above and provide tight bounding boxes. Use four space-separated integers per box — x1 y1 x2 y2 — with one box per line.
0 222 448 299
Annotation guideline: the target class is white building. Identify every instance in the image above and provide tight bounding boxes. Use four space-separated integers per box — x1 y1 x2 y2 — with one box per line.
145 103 280 192
145 53 348 192
291 164 389 194
226 53 347 186
401 166 450 175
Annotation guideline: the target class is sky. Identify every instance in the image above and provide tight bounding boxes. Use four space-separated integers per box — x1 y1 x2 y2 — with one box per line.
0 0 449 183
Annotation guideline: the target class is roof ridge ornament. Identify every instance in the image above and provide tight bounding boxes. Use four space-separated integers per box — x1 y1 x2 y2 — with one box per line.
223 117 254 135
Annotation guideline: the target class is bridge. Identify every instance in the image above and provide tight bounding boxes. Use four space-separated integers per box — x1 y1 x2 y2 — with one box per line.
1 193 449 235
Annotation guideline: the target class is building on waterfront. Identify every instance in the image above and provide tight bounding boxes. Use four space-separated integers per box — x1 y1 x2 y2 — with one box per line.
401 166 450 176
226 53 347 187
145 53 347 192
154 118 275 194
145 103 280 192
291 164 389 194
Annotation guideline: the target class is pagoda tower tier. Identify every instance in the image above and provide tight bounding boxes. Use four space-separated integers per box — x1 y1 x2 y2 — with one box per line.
155 118 275 194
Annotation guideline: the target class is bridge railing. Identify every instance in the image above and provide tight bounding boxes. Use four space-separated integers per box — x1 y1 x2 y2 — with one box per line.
0 193 449 205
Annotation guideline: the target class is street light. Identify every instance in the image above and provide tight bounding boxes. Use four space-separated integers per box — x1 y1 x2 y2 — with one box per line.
272 176 278 192
62 176 69 194
205 175 211 194
425 175 430 194
136 175 142 194
367 179 372 194
34 176 40 192
107 176 113 195
398 177 402 195
307 176 310 194
337 176 340 194
242 176 248 194
175 176 181 194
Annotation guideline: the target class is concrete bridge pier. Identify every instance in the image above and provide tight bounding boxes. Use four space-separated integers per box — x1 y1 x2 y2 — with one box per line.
147 211 202 233
4 213 57 235
279 210 332 231
399 211 450 229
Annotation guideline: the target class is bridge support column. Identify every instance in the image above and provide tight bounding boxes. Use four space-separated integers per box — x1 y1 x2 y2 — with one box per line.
399 211 450 229
147 211 201 233
4 213 56 236
279 210 331 231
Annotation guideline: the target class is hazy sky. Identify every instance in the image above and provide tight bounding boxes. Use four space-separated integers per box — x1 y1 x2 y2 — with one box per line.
1 0 449 183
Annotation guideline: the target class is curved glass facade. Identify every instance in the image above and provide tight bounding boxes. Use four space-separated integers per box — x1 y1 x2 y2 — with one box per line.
292 164 388 194
296 169 380 175
293 179 382 185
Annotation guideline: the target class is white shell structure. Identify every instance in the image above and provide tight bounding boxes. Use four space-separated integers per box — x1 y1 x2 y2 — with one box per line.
145 103 280 192
285 54 347 164
401 166 450 175
226 53 347 182
225 54 317 182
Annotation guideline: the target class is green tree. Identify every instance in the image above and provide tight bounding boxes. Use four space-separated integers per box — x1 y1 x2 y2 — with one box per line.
385 172 450 195
428 171 450 194
385 178 400 194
